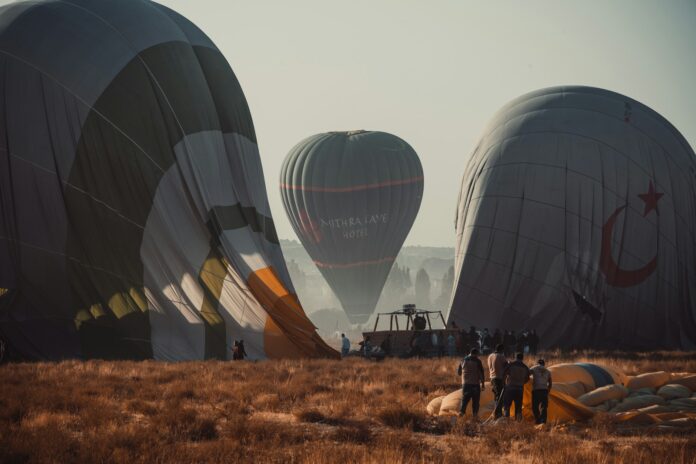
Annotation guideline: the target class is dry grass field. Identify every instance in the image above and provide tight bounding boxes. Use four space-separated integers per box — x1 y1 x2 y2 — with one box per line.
1 351 696 464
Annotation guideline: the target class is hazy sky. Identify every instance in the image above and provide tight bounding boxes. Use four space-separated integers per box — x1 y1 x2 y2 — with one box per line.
21 0 696 247
157 0 696 248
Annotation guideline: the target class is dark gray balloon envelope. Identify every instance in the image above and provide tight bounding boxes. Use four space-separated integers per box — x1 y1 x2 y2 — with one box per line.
0 0 335 361
449 86 696 349
281 131 424 323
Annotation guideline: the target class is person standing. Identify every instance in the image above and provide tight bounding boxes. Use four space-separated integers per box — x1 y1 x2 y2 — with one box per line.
503 330 512 357
431 331 439 356
447 332 456 357
481 328 492 354
492 329 502 348
467 326 480 351
360 336 372 358
237 340 247 360
508 331 517 358
341 333 350 357
232 340 240 360
487 344 508 418
530 359 552 424
502 352 530 420
529 330 540 355
457 348 485 419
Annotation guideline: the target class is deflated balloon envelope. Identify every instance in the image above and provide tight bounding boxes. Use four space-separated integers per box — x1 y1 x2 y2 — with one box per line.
0 0 335 361
280 131 424 323
448 86 696 349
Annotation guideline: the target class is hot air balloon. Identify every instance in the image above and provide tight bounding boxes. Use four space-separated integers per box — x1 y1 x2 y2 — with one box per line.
449 86 696 350
280 131 424 323
0 0 336 360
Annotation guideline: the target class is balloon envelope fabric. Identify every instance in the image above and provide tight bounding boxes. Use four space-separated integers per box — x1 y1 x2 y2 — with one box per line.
280 131 423 323
448 86 696 349
0 0 336 360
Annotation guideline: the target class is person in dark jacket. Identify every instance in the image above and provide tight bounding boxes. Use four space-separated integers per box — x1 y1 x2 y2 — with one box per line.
481 328 492 354
516 331 527 354
508 331 517 357
502 352 530 420
528 330 540 355
232 339 247 360
492 328 503 349
467 326 480 351
457 348 485 418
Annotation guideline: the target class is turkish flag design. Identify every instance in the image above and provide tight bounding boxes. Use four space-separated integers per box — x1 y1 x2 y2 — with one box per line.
599 181 663 287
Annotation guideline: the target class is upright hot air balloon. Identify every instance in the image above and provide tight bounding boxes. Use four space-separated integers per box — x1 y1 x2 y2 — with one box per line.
280 131 423 323
449 86 696 350
0 0 336 360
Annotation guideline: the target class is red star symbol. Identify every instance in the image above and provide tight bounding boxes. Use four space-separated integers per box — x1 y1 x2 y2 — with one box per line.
637 180 663 217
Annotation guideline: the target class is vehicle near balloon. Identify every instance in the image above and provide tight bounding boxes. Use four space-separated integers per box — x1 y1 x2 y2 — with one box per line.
359 304 454 358
280 131 424 324
449 86 696 349
0 0 336 360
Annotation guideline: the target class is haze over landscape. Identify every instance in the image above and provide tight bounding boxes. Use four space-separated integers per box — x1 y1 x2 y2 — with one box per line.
162 0 696 248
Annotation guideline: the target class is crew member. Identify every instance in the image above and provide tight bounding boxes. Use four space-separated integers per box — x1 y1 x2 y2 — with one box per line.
530 358 552 424
487 344 508 418
503 352 530 420
457 348 485 419
341 333 350 357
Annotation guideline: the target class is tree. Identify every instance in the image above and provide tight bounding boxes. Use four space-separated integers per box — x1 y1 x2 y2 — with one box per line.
415 268 431 308
434 265 455 310
286 259 306 294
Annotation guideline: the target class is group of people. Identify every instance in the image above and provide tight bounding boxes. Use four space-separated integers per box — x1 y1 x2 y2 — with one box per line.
458 345 552 424
446 325 540 357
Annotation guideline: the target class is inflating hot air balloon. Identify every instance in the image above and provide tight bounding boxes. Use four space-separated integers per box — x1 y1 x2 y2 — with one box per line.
0 0 336 360
449 86 696 349
280 131 423 323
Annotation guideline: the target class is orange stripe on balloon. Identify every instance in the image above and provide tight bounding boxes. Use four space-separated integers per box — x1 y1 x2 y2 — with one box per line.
247 267 339 359
280 175 423 193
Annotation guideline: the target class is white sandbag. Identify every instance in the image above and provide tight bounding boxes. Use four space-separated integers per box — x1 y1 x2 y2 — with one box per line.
578 384 629 406
437 387 495 416
591 403 609 412
625 372 671 390
660 417 696 427
670 372 694 381
637 404 676 414
671 375 696 391
669 397 696 410
657 384 692 400
552 381 586 398
427 396 444 416
610 395 666 413
606 399 619 411
628 387 656 398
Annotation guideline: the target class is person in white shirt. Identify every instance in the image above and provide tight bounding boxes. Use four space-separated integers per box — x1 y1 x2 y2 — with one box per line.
487 344 508 418
530 359 552 424
341 333 350 357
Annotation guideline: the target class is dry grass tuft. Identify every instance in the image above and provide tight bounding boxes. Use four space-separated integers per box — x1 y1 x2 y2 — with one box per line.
1 352 695 463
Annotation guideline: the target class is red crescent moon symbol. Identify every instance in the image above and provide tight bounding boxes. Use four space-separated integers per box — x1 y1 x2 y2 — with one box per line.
599 205 657 287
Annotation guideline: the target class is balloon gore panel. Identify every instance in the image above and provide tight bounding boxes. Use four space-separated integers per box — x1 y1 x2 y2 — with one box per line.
280 131 424 323
449 86 696 349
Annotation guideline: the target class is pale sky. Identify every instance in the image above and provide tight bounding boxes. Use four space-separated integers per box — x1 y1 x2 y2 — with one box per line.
16 0 696 247
159 0 696 247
